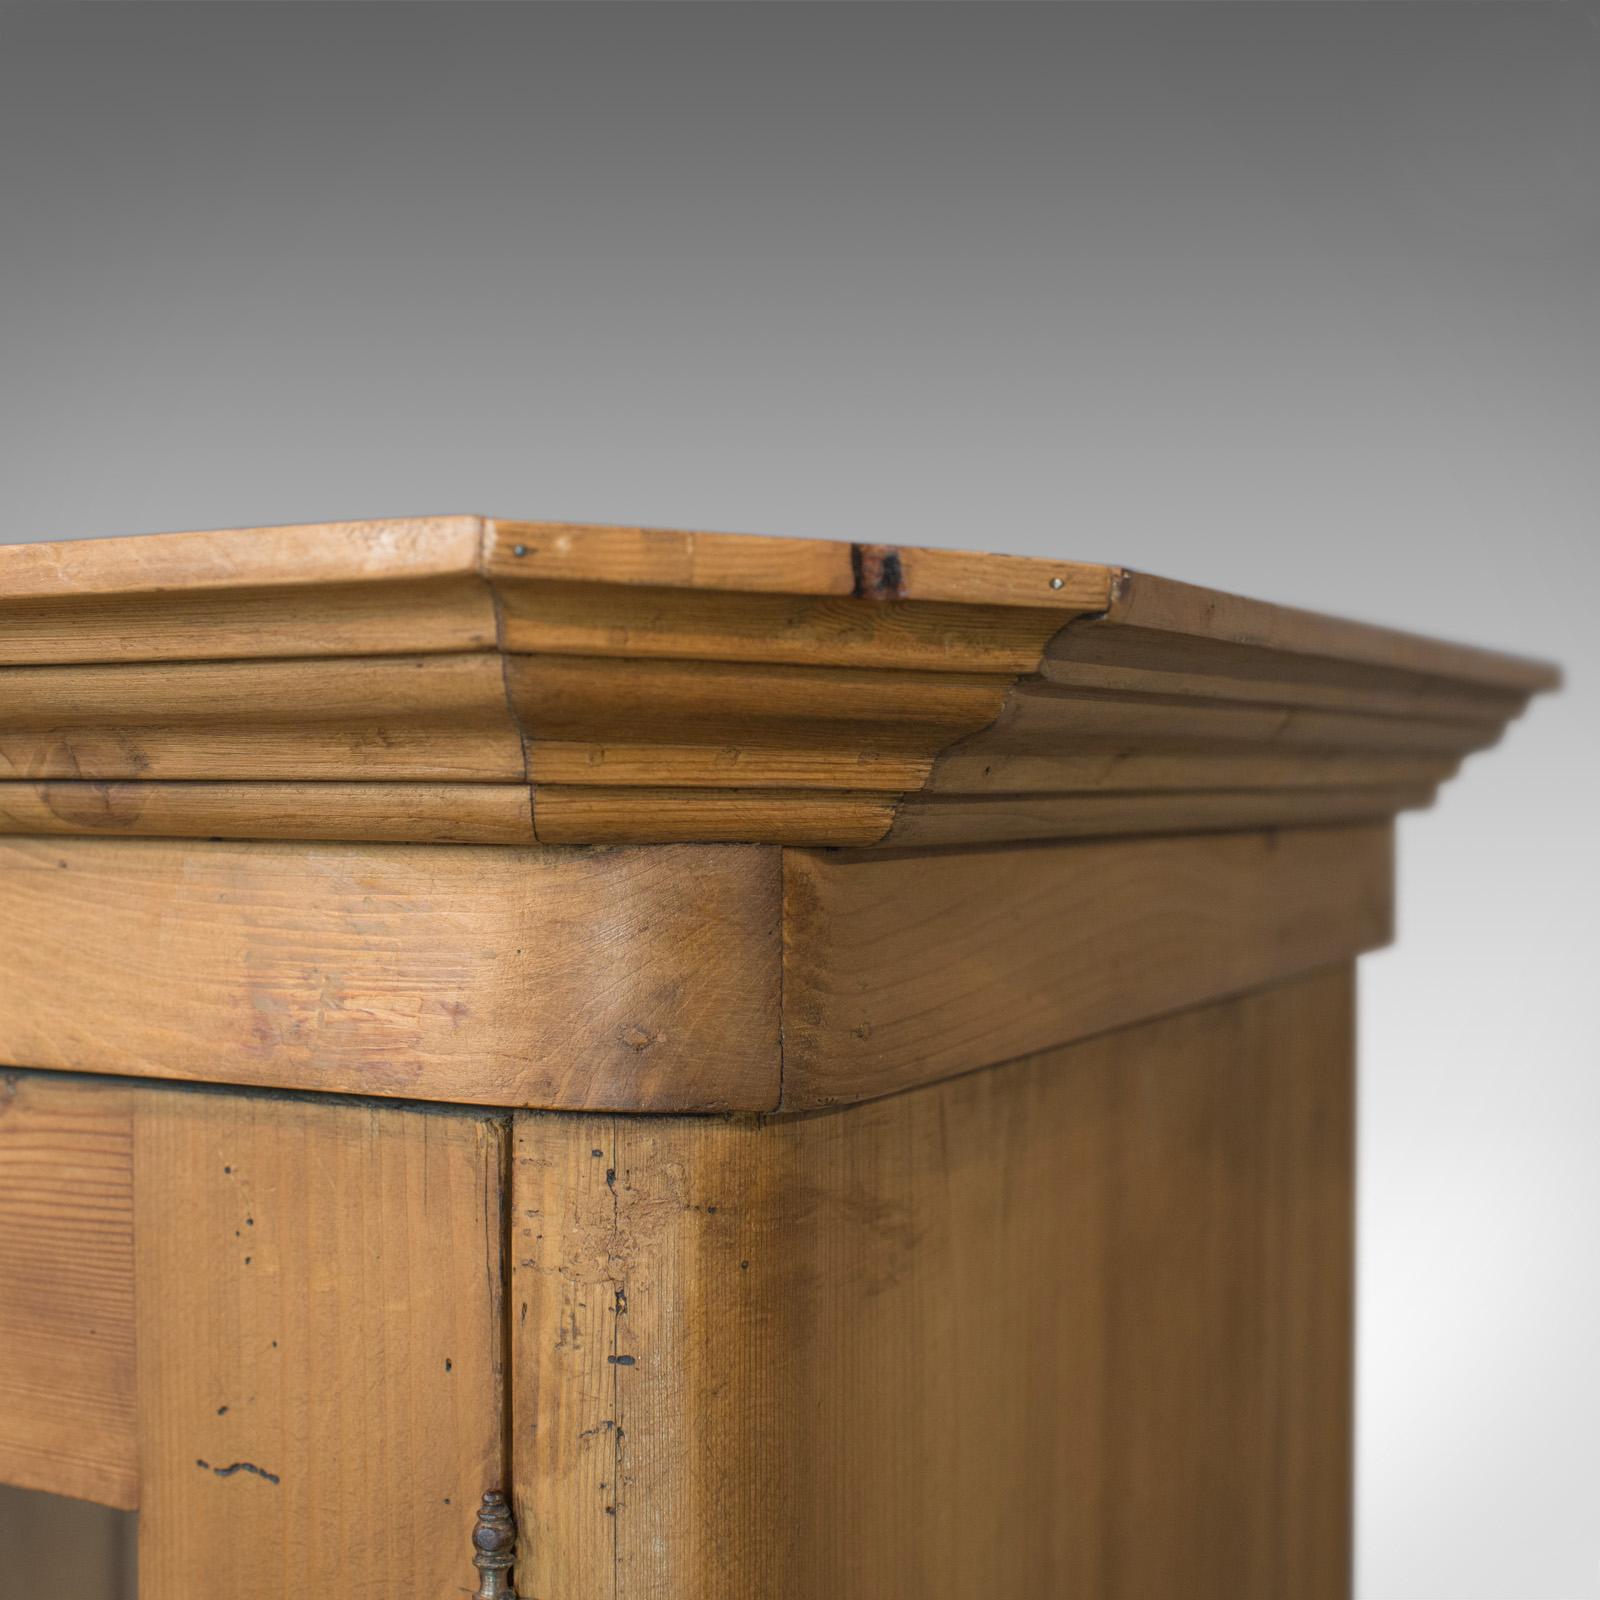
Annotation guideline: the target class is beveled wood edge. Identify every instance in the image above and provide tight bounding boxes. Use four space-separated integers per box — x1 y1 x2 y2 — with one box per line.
0 513 1557 680
0 515 1559 848
0 515 488 600
0 514 1110 609
1102 568 1561 695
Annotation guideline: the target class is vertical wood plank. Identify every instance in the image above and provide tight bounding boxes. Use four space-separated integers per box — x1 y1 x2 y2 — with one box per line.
133 1089 508 1599
512 1115 620 1594
0 1073 137 1507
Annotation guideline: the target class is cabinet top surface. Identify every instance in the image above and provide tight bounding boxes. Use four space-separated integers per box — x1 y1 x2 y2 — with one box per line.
0 513 1561 689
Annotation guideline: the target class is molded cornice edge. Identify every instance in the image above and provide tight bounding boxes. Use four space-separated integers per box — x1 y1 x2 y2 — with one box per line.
0 516 1558 847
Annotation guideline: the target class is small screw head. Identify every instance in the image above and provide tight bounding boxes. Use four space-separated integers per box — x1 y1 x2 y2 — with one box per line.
1049 576 1065 590
511 544 529 558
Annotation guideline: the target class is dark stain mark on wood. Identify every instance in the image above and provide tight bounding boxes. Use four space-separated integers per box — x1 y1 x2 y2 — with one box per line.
853 544 909 600
195 1458 281 1485
606 1354 636 1366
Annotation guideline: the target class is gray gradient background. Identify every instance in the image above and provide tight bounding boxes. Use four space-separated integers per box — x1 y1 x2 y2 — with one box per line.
0 5 1595 1596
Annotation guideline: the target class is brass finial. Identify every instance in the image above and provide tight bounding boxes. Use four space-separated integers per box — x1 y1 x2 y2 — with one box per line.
472 1491 518 1599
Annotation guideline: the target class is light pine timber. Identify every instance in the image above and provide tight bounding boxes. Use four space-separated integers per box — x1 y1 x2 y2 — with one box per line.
0 516 1557 848
133 1089 508 1600
0 652 525 782
0 829 1394 1112
494 579 1080 675
1084 566 1560 693
0 1072 137 1508
881 782 1433 848
0 780 537 844
0 515 496 665
511 967 1355 1600
782 821 1393 1107
486 519 1110 607
0 837 782 1110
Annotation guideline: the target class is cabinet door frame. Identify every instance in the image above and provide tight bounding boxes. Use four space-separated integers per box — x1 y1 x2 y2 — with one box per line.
0 1071 512 1600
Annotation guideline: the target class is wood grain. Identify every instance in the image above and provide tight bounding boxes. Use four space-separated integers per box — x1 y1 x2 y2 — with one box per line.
0 515 1556 847
0 515 485 600
1098 567 1560 693
530 785 897 846
512 968 1355 1599
783 822 1392 1106
494 580 1082 674
0 1072 138 1508
0 837 782 1110
0 828 1389 1112
508 652 1009 790
885 782 1434 847
486 518 1110 607
0 780 536 844
0 516 494 666
133 1088 507 1599
0 653 524 781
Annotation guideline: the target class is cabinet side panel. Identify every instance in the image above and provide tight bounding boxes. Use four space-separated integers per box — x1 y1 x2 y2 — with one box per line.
133 1090 508 1599
514 968 1353 1599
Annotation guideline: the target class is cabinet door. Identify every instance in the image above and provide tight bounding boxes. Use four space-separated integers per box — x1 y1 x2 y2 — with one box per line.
131 1087 510 1599
0 1073 137 1508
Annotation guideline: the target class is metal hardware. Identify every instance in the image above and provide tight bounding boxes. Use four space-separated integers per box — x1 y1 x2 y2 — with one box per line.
472 1491 518 1599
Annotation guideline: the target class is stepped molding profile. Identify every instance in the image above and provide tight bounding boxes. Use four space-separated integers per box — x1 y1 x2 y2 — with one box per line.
0 515 1557 847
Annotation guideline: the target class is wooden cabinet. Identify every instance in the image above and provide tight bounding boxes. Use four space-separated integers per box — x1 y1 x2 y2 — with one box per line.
0 517 1556 1597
